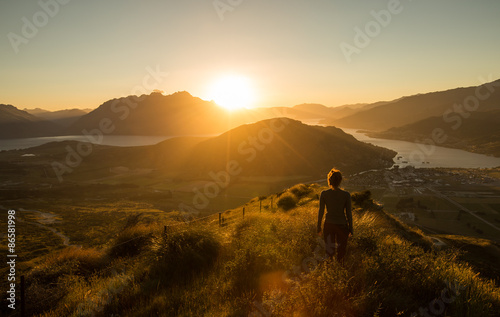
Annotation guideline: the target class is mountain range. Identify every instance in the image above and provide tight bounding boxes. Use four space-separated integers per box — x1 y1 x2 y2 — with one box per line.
24 108 91 128
0 92 375 139
0 104 61 139
2 79 500 156
328 79 500 131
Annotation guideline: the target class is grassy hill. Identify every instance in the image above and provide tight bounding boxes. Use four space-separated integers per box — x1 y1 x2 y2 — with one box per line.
369 109 500 157
182 118 397 178
4 184 499 317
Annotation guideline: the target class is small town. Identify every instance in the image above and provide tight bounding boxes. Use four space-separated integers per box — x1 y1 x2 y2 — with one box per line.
346 166 500 242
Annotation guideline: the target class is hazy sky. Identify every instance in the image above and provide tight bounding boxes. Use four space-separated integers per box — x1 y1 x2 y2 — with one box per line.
1 0 499 111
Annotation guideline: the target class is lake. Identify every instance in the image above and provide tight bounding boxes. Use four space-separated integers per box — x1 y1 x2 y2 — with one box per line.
1 129 500 169
0 135 176 151
342 128 500 169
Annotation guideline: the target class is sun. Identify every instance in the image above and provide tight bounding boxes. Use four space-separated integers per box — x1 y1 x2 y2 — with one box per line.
208 75 256 111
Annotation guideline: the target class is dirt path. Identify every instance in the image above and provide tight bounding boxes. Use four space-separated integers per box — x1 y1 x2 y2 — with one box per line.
17 208 75 246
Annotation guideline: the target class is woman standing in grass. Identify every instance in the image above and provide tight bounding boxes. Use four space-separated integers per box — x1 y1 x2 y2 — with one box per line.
317 168 353 264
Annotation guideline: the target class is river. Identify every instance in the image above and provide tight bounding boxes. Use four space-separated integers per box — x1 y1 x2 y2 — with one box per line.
342 128 500 169
1 128 500 169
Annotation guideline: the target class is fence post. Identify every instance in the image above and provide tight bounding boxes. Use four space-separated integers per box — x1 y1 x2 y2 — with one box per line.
164 225 167 234
243 207 245 219
219 213 222 227
21 275 25 317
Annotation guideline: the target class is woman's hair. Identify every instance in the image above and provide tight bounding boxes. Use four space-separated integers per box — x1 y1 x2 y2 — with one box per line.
327 168 342 188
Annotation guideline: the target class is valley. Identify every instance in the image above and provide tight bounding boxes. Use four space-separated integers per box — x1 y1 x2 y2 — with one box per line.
345 167 500 243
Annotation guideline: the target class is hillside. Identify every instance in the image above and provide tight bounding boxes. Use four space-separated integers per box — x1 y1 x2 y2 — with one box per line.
369 109 500 157
182 118 397 178
5 184 499 316
9 119 396 184
329 79 500 131
0 104 61 138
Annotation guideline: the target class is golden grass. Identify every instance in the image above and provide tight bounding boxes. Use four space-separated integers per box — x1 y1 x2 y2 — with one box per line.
12 184 500 317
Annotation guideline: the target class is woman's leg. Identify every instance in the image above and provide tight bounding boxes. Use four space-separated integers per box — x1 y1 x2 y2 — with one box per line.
334 225 349 264
323 223 337 260
324 223 349 263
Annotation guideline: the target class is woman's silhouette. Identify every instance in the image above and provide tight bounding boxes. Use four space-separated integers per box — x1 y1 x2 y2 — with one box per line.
317 168 353 264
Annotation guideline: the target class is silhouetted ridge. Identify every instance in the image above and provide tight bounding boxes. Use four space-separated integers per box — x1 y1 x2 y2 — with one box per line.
66 91 236 136
371 109 500 156
331 79 500 131
0 104 61 138
182 118 396 177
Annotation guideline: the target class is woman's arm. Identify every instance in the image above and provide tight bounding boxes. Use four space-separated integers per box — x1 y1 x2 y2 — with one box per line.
317 191 325 233
345 192 353 235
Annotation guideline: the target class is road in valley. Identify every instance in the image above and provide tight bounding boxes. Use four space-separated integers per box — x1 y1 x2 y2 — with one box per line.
426 187 500 232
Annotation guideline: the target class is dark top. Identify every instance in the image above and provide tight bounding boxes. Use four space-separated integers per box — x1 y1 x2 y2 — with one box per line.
317 188 353 234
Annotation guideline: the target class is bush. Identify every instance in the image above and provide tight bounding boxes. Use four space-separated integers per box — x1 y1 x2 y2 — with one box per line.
150 226 220 284
351 190 382 210
23 247 107 316
29 246 107 281
289 184 312 200
277 193 298 211
107 223 154 258
351 190 372 206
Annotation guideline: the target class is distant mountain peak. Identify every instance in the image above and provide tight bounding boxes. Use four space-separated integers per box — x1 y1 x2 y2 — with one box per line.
171 90 193 97
23 107 50 115
1 104 17 110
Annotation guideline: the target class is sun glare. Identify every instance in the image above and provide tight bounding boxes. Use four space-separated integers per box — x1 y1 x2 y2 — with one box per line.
208 75 255 111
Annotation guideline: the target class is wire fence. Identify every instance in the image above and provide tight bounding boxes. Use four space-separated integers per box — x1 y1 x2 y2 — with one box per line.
10 196 278 317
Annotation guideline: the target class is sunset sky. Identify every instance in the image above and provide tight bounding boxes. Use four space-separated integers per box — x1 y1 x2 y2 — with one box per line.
1 0 499 111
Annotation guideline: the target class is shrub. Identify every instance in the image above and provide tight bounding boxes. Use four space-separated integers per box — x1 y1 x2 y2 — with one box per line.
150 226 220 284
107 223 154 258
277 193 298 211
351 190 382 210
24 247 107 316
289 184 312 200
351 190 372 206
29 246 107 281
